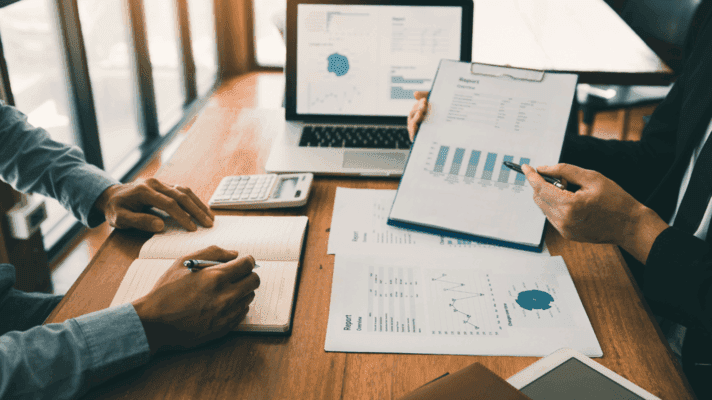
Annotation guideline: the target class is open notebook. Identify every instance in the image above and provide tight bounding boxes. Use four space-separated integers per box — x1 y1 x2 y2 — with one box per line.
110 216 309 333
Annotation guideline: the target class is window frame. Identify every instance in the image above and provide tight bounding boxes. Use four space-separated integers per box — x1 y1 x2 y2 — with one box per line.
0 0 220 260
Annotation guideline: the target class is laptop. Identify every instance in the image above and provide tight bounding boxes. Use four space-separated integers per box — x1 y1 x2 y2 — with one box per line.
266 0 473 177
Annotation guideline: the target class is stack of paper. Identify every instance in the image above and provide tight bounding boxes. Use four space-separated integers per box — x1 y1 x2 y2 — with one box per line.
325 187 602 357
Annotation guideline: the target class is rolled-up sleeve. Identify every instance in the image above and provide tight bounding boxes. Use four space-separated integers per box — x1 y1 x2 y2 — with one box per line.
0 102 119 227
0 304 150 399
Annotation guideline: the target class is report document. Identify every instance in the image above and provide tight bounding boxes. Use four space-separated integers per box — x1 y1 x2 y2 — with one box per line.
325 252 602 357
388 60 578 251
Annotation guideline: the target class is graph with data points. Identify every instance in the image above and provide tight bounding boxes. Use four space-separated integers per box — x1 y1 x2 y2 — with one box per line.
427 270 505 337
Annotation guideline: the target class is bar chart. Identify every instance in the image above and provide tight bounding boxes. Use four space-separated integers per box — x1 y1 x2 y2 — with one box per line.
427 142 531 188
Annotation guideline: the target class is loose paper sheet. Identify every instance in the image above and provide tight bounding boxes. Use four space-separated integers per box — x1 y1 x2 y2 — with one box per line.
328 188 549 256
325 253 602 357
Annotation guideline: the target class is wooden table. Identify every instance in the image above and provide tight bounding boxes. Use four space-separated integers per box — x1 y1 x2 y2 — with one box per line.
47 73 693 399
473 0 674 84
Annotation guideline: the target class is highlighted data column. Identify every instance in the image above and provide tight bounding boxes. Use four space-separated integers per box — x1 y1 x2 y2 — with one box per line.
498 155 515 183
449 148 466 175
515 157 530 186
434 146 449 173
465 150 481 178
482 152 497 180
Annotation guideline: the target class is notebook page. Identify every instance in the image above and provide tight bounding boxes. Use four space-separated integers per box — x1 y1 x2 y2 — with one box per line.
110 259 174 308
109 259 298 331
138 216 308 261
238 261 298 332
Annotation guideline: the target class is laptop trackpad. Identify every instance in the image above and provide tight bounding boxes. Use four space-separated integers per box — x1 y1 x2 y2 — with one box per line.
342 151 406 170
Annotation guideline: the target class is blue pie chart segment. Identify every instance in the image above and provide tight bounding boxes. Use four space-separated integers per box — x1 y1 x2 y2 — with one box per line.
327 53 350 77
516 290 554 311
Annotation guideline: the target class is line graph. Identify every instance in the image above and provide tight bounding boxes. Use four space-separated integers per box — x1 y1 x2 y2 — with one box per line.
427 270 505 337
433 273 485 329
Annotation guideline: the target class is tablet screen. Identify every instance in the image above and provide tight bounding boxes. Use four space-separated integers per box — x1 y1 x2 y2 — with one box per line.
520 358 646 400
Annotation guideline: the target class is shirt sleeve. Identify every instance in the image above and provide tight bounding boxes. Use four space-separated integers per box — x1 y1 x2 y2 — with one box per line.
0 102 119 228
0 303 151 399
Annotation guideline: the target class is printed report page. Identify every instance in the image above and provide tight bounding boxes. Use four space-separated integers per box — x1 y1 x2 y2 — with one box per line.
389 60 578 247
325 252 602 357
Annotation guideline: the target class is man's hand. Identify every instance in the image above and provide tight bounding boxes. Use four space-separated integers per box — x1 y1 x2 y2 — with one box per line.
407 91 429 142
522 163 668 262
94 178 215 232
132 246 260 354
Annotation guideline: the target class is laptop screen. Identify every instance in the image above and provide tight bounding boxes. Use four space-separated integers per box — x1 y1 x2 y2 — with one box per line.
296 4 462 117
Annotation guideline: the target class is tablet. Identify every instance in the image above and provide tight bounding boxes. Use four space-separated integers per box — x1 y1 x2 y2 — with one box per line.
507 348 661 400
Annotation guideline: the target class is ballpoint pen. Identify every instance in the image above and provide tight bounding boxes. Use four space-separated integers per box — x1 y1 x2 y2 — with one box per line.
503 161 567 190
183 259 261 272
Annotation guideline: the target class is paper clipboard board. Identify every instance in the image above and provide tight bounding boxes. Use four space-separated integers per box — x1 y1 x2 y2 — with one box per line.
387 59 578 253
469 61 546 82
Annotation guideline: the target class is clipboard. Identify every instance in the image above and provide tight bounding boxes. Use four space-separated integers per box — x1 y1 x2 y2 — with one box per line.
469 62 546 82
387 59 578 252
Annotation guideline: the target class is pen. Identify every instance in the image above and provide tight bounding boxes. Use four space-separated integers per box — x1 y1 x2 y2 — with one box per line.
503 161 566 190
183 259 261 272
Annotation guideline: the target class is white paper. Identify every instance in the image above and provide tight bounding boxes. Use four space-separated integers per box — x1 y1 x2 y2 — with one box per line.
389 60 578 249
139 216 308 261
328 188 549 256
325 253 602 357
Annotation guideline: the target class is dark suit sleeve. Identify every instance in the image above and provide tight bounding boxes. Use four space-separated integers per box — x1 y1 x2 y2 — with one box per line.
643 227 712 333
560 76 684 201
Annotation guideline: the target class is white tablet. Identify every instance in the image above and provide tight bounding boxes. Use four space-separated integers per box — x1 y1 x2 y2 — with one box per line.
507 348 661 400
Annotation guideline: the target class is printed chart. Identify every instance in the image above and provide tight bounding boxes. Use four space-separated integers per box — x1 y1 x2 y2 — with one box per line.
325 255 602 357
424 141 532 190
427 270 504 337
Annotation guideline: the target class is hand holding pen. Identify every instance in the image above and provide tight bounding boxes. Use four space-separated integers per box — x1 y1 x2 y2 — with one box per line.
184 259 261 272
504 161 579 192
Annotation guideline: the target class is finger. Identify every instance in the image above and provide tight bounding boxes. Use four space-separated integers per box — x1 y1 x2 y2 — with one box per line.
139 187 197 231
179 245 239 263
414 91 429 100
219 271 260 303
522 164 573 210
212 255 258 283
537 164 588 186
228 302 252 330
148 181 213 228
521 164 547 193
114 209 165 232
177 186 215 221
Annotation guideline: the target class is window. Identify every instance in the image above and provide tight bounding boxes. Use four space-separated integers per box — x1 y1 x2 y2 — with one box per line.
77 0 143 174
188 0 218 95
144 0 183 132
0 0 79 235
0 0 219 257
254 0 286 67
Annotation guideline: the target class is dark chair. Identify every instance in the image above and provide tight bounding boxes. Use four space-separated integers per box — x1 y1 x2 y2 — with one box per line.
579 0 712 136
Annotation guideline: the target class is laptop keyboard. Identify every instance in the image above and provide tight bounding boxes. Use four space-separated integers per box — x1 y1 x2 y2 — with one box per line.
298 126 412 149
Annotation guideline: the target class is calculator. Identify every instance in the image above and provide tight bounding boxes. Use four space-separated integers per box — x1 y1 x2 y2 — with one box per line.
208 173 314 210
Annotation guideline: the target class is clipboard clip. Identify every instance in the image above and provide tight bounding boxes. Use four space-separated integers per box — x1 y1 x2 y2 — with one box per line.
469 62 545 82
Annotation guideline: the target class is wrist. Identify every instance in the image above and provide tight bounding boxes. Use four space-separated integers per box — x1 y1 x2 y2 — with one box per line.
132 299 162 355
93 184 120 215
619 205 669 263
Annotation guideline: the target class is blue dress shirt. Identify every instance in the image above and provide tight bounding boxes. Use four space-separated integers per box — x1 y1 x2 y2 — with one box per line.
0 102 151 398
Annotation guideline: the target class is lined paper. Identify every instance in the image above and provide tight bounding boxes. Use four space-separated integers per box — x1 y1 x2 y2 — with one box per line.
139 216 308 261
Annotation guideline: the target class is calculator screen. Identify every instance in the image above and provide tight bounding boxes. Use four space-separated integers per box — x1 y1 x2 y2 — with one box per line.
273 177 300 199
